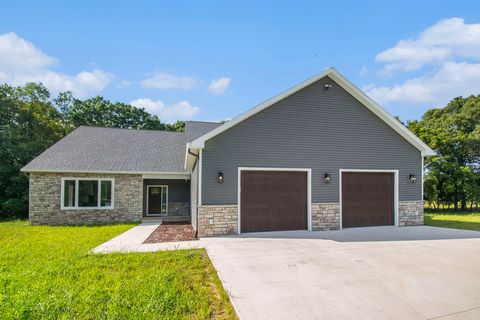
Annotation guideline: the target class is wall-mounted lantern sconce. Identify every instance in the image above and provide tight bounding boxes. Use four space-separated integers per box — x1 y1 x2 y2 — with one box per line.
324 173 331 184
324 83 332 89
217 172 224 184
409 174 417 184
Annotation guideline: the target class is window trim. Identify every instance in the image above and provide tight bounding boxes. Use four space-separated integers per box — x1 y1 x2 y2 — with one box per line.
61 177 115 210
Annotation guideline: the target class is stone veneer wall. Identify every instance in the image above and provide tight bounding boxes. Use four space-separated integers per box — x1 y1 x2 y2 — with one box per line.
312 202 341 231
29 172 143 225
197 205 238 237
195 200 423 236
398 200 424 226
312 201 424 229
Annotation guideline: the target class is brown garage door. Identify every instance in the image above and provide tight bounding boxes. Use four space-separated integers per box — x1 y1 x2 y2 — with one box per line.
240 170 307 233
342 172 394 227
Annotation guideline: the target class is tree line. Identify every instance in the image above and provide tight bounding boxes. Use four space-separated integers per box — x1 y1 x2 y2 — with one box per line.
0 82 479 219
0 83 184 218
407 96 480 210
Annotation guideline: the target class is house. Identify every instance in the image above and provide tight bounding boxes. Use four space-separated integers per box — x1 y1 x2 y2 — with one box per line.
22 68 436 236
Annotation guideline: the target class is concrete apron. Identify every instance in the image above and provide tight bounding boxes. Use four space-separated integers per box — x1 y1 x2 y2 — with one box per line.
93 225 480 320
203 226 480 320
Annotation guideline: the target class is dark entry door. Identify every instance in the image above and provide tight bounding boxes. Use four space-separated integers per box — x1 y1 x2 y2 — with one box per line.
240 170 308 233
147 186 167 215
341 172 394 227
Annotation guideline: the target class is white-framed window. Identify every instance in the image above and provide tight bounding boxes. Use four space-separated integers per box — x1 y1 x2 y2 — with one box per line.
61 177 114 210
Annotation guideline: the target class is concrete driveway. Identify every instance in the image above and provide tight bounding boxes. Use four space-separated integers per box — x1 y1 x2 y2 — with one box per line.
202 226 480 320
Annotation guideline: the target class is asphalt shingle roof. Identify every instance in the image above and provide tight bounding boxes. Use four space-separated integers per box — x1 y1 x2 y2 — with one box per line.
22 121 221 173
185 121 222 140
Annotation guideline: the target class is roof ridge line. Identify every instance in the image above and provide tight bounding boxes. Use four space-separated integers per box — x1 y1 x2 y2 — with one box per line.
78 125 185 134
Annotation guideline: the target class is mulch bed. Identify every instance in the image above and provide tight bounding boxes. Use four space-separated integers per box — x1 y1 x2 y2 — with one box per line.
143 222 197 243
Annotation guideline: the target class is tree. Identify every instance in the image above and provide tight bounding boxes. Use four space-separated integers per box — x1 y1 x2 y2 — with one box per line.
57 93 168 131
0 83 65 218
166 120 185 132
1 83 186 218
408 95 480 210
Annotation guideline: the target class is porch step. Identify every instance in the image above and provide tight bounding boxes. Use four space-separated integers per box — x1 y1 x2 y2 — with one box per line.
161 216 191 223
141 217 163 225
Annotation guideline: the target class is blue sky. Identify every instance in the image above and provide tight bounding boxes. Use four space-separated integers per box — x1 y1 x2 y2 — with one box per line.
1 1 480 122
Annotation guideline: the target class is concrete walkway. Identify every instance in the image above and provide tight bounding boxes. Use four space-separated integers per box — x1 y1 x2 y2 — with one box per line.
93 225 480 320
92 219 202 253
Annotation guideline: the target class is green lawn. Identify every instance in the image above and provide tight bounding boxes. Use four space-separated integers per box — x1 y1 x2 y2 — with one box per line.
424 210 480 232
0 220 236 319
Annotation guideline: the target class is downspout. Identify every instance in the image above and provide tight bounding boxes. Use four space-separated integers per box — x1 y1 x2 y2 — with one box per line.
188 148 199 236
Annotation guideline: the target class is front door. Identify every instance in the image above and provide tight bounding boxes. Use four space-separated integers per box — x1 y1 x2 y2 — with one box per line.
147 185 168 216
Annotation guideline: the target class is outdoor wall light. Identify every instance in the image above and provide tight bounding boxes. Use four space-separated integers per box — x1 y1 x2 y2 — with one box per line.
217 172 224 184
324 173 331 184
324 83 332 89
409 174 417 184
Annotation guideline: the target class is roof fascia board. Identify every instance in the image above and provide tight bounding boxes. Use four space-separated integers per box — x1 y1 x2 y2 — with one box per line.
142 173 190 180
21 168 191 176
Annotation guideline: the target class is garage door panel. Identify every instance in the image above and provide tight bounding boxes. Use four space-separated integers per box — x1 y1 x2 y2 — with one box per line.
342 172 394 228
241 170 307 233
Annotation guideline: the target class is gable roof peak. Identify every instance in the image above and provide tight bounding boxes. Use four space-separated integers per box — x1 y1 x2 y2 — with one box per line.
189 68 435 157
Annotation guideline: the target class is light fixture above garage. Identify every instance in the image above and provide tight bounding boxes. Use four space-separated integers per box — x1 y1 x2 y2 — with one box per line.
409 174 417 184
217 172 224 184
324 173 331 184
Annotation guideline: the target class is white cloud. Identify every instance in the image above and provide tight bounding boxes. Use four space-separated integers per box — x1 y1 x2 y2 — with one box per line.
365 61 480 105
207 77 231 95
130 98 200 123
366 18 480 107
376 18 480 73
0 32 56 73
141 72 198 90
0 32 112 98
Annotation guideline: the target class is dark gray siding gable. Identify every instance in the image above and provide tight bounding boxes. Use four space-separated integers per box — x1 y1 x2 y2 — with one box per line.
201 75 422 204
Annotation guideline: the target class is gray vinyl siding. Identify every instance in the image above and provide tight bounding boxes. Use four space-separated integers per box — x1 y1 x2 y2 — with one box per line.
190 161 199 229
201 75 422 204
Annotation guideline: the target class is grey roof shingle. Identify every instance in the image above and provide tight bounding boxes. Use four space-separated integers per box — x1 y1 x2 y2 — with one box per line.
22 121 220 173
185 121 222 140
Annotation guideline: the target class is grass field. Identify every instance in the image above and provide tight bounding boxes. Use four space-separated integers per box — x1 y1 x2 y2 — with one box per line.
424 210 480 232
0 220 236 319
